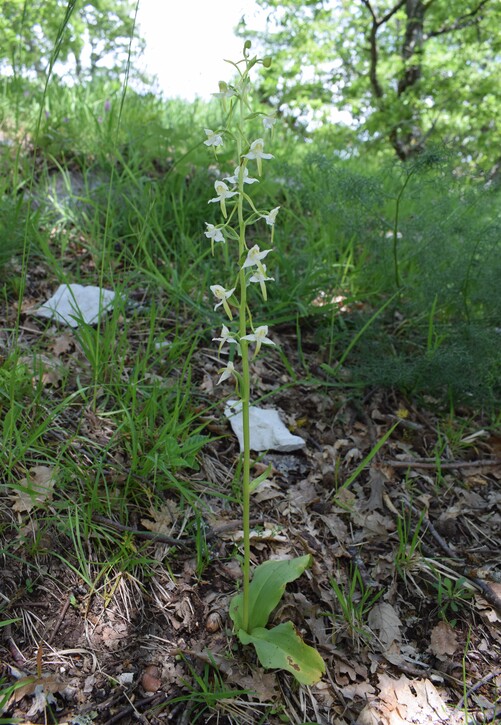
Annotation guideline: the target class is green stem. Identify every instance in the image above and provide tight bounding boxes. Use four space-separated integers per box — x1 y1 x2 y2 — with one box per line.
237 83 251 633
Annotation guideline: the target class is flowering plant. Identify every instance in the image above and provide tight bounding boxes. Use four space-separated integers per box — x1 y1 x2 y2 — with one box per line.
204 42 324 685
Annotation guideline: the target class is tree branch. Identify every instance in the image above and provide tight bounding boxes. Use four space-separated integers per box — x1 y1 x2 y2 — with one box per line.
427 0 490 38
360 0 408 100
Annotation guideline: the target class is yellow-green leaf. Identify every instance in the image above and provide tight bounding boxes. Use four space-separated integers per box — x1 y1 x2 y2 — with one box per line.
238 621 325 685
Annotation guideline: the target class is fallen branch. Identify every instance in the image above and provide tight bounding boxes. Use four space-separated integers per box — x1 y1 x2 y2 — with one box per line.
383 458 501 470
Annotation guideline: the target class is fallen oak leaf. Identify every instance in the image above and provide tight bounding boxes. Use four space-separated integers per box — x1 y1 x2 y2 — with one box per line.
11 466 56 513
367 602 402 652
429 621 458 659
7 672 66 714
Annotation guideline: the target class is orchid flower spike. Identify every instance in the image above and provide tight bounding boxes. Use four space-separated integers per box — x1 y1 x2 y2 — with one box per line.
241 244 272 276
262 207 280 226
213 324 238 355
224 166 258 186
205 223 225 252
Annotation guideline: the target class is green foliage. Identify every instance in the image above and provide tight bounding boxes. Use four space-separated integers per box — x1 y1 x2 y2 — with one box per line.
0 187 35 273
329 565 383 649
0 0 144 82
428 573 474 625
238 622 325 686
230 555 312 631
230 556 325 685
243 0 501 165
280 147 501 407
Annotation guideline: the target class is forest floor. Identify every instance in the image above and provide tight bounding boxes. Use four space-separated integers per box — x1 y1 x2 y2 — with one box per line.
1 229 501 724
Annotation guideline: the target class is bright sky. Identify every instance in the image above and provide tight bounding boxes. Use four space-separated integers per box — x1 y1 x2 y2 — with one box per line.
135 0 265 100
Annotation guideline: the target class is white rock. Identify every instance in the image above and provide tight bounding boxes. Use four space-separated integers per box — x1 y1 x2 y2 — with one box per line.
225 400 305 452
34 284 116 327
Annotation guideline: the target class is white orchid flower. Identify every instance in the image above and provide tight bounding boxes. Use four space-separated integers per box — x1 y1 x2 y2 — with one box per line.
241 325 275 357
210 284 236 319
205 223 225 245
262 115 276 131
208 180 238 218
249 264 275 301
213 324 238 354
241 244 272 276
213 81 235 100
217 360 236 385
204 128 223 147
224 166 258 186
261 206 280 226
243 138 273 175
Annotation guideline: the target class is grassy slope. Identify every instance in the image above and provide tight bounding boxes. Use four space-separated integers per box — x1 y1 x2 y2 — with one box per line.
1 76 500 722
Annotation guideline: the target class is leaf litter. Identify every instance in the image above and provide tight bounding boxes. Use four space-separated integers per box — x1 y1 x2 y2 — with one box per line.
1 258 501 723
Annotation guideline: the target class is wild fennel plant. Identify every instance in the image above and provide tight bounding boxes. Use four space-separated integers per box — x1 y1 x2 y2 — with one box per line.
204 43 324 685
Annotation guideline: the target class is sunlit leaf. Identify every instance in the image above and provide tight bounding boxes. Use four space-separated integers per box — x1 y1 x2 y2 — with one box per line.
230 555 311 631
238 621 325 685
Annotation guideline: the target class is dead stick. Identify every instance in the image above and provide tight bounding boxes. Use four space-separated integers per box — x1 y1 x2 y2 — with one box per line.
403 504 501 614
456 669 501 708
410 504 458 559
384 458 501 470
93 515 266 548
93 515 198 547
46 595 71 646
105 692 167 725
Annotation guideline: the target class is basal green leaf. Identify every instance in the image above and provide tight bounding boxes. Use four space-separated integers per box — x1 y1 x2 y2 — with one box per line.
238 621 325 685
230 555 311 631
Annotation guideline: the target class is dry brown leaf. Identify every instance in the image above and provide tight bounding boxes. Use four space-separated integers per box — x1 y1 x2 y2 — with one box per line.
319 513 348 542
51 331 75 356
225 525 288 544
141 501 179 535
359 467 386 511
429 620 459 658
19 353 63 387
11 466 56 513
340 680 376 701
476 583 501 624
354 511 396 540
8 672 66 712
227 669 279 703
358 673 455 724
367 602 402 651
253 480 282 503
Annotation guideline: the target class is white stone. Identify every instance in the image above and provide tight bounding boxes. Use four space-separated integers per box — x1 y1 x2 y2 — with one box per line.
225 400 305 453
35 284 116 327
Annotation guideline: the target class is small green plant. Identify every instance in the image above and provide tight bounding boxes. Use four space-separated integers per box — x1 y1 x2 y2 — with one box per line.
330 566 383 651
430 574 474 625
334 419 400 500
204 43 324 685
329 565 383 650
394 505 426 585
172 654 252 723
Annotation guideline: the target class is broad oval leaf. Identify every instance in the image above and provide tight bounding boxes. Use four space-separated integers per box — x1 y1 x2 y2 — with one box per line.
238 621 325 686
230 555 312 632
